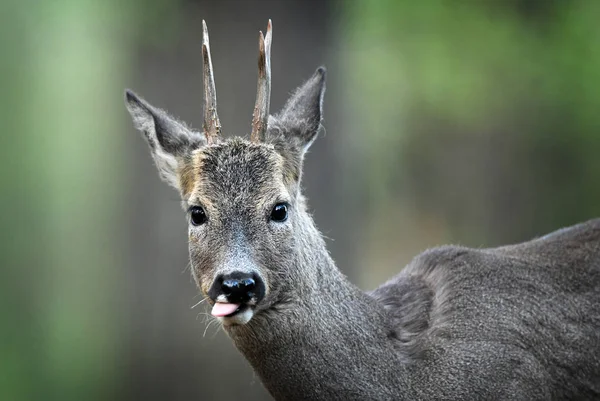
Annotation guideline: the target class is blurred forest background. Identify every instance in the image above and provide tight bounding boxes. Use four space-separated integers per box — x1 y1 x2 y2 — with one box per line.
2 0 599 400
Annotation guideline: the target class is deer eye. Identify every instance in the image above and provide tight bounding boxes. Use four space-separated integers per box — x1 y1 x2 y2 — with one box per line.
270 203 288 222
190 206 207 226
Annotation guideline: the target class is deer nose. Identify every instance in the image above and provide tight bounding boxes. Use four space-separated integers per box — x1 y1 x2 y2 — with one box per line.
208 272 265 304
223 276 255 299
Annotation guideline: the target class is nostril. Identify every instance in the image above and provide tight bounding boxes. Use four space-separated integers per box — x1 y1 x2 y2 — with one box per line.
222 279 238 293
222 278 255 292
222 277 255 288
242 278 256 288
217 273 261 304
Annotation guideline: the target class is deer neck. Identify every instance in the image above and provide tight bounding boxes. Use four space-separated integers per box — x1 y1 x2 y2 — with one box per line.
224 208 409 400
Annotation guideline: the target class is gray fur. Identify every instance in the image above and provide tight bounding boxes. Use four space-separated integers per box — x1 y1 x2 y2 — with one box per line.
125 67 600 400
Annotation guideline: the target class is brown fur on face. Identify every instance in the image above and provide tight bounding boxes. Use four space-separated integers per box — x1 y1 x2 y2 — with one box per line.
178 154 198 197
188 139 290 203
185 138 295 305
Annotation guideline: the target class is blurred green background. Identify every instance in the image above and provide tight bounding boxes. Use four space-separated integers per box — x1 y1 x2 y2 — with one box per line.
2 0 599 400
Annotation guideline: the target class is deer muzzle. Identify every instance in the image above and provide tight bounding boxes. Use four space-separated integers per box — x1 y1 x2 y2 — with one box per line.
208 271 266 321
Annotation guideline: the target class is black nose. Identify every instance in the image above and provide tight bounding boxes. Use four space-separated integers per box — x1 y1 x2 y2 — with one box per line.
208 272 265 304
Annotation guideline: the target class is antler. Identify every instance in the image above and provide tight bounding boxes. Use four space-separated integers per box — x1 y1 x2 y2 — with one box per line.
250 20 272 143
202 20 221 144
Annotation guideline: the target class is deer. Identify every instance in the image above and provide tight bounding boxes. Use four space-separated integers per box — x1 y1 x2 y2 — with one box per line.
124 20 600 401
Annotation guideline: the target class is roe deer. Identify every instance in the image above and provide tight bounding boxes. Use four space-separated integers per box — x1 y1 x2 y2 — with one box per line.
124 20 600 401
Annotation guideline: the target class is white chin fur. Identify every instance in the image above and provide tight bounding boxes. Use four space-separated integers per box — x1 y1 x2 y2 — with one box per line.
218 307 254 326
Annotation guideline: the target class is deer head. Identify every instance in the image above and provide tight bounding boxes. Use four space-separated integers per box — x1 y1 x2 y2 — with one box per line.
125 20 326 326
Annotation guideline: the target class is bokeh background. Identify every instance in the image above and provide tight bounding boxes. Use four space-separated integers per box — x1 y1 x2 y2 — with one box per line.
2 0 600 400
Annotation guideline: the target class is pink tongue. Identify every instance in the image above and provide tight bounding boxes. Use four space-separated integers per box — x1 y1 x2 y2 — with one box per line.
211 302 240 317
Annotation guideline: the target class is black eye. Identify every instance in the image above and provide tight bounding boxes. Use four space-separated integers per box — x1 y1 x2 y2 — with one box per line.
270 203 288 222
190 206 207 226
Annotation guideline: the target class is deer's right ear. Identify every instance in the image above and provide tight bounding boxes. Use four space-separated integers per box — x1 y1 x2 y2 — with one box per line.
124 90 205 190
269 67 326 155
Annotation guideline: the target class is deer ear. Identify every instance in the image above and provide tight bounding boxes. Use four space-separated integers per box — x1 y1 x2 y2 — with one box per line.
268 67 326 155
124 90 205 190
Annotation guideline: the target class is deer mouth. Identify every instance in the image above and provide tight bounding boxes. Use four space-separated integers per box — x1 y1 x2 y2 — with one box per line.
206 271 265 324
211 302 242 317
211 302 255 325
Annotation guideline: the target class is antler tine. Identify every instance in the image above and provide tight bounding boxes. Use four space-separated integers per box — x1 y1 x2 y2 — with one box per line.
202 20 221 144
250 20 272 142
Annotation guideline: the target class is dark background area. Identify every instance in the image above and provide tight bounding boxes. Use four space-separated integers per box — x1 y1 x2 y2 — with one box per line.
2 0 599 400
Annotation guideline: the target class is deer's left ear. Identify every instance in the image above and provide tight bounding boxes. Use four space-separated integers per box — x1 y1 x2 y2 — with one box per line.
267 67 326 156
125 90 206 190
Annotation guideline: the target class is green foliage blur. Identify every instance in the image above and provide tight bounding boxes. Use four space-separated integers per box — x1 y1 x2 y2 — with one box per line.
340 0 600 282
0 0 161 399
1 0 599 400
